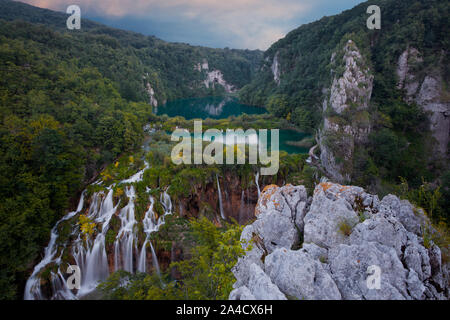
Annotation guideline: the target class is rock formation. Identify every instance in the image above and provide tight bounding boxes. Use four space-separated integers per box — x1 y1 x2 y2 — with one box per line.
318 40 373 183
396 47 449 156
194 59 236 93
230 183 449 300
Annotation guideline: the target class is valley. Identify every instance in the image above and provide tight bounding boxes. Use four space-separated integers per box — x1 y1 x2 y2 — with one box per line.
0 0 448 301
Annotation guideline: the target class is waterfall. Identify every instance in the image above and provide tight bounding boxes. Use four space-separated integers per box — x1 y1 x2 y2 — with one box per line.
138 195 156 273
24 192 85 300
138 189 171 275
120 162 149 184
255 171 261 198
216 174 225 220
160 188 172 215
239 190 245 224
150 242 161 277
74 188 118 297
114 186 137 273
24 163 174 300
137 238 149 273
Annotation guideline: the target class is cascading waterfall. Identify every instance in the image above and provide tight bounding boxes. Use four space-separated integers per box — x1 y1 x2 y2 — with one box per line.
150 242 161 277
24 158 175 300
73 187 118 297
114 186 137 272
24 192 85 300
216 174 225 220
147 187 173 276
138 195 157 273
239 190 245 224
160 187 173 215
120 162 149 184
255 171 261 198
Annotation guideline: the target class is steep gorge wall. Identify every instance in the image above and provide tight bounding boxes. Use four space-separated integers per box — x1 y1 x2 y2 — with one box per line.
396 47 449 157
318 40 373 183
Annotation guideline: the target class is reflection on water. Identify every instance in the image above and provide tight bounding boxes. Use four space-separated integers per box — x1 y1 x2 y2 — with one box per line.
156 96 266 119
200 130 310 154
156 96 311 154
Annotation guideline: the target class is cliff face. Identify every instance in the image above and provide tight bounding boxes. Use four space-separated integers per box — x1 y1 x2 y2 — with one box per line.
319 40 373 183
230 183 449 300
238 0 449 185
194 59 237 93
396 47 449 157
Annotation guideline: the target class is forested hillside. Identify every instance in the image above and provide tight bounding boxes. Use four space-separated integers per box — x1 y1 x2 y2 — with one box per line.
0 0 262 299
0 0 263 103
240 0 448 126
0 0 448 300
240 0 449 218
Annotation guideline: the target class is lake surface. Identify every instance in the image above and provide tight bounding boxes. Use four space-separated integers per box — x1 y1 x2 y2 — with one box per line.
157 96 310 154
156 96 266 119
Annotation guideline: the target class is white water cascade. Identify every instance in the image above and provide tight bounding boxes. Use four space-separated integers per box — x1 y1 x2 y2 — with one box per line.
255 171 261 198
114 186 138 272
150 242 161 277
138 194 163 273
216 174 225 220
24 192 85 300
73 188 118 297
24 161 175 300
160 187 173 216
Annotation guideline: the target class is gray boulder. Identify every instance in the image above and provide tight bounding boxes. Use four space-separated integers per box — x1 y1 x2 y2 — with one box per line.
246 263 287 300
230 182 448 301
328 242 409 300
379 195 426 235
229 286 256 300
265 248 341 300
304 183 359 249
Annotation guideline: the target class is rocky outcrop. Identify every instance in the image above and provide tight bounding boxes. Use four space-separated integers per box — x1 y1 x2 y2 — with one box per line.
195 59 209 72
396 47 449 156
203 69 235 93
195 59 236 93
145 82 158 107
143 73 158 108
318 40 373 183
230 182 449 300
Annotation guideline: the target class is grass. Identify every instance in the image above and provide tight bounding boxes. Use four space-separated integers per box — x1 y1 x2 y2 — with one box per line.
338 220 353 237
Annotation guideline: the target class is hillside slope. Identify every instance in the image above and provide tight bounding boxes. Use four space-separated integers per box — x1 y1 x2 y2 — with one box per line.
0 0 263 104
0 0 264 299
241 0 449 194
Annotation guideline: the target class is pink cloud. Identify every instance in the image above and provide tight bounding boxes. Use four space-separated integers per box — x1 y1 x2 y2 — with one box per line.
20 0 314 49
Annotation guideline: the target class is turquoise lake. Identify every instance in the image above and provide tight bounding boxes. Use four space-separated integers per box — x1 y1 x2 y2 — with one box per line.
157 96 310 154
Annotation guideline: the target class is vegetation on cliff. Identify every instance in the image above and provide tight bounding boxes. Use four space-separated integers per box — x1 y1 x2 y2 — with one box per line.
240 0 449 223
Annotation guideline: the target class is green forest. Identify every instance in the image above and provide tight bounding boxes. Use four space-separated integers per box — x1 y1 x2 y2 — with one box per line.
0 0 262 299
240 0 449 220
0 0 448 300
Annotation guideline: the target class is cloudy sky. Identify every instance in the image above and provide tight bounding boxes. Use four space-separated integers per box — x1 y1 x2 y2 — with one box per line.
21 0 366 50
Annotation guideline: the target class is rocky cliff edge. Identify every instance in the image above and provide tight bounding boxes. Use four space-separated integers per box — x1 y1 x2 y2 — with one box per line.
230 182 449 300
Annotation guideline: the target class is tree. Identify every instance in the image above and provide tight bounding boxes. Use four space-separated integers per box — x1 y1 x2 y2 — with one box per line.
99 217 247 300
266 94 290 118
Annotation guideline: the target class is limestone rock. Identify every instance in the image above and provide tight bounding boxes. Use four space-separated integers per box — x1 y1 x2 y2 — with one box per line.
378 195 426 236
230 182 449 300
265 248 341 300
328 242 408 300
229 286 256 300
246 263 287 300
318 40 374 182
396 47 449 156
303 183 360 249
